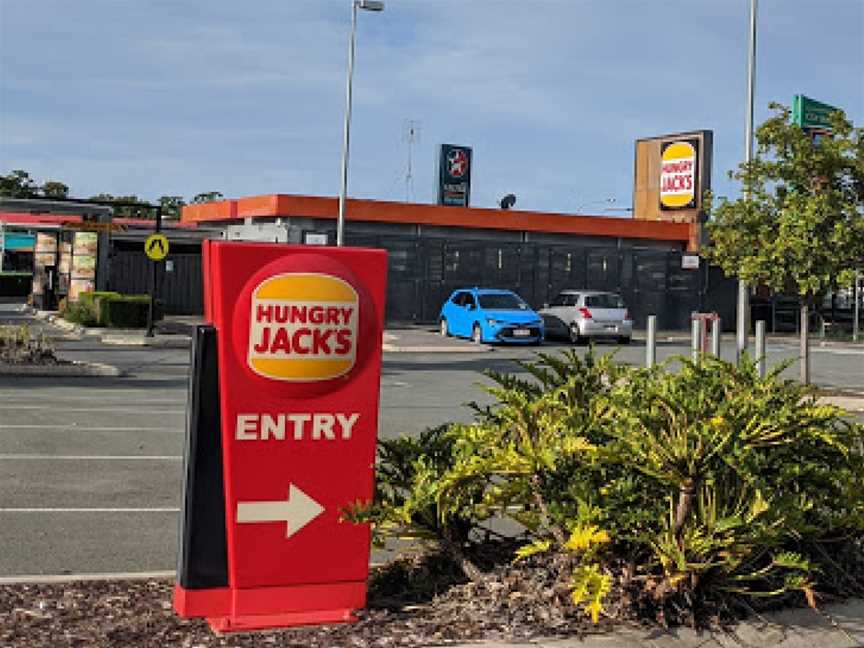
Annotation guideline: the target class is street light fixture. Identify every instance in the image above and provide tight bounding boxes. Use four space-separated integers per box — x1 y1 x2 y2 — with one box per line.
337 0 384 247
576 197 616 212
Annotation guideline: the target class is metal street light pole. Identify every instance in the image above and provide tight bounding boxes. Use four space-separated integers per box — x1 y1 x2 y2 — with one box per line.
337 0 384 247
737 0 758 363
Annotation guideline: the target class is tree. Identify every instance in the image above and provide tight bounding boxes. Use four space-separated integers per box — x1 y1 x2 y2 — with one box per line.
159 195 186 220
41 181 69 198
88 193 152 218
192 191 224 204
706 103 864 383
1 171 68 199
1 169 223 220
0 170 40 198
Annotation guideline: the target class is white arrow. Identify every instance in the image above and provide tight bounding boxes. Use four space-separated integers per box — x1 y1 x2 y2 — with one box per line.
236 485 324 538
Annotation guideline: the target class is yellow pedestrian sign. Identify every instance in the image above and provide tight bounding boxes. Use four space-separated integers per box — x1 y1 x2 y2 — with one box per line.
145 233 169 261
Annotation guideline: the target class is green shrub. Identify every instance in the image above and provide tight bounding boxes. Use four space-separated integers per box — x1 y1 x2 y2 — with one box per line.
101 294 151 328
64 290 120 327
361 350 864 624
601 357 864 606
346 425 489 581
89 291 121 325
63 299 98 326
63 291 152 328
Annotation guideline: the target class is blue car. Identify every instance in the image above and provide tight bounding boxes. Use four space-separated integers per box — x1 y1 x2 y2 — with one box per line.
438 288 544 344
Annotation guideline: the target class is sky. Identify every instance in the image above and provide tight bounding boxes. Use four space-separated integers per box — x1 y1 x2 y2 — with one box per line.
1 0 862 215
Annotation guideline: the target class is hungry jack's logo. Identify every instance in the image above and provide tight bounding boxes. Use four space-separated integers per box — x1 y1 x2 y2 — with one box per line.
659 140 697 209
247 273 358 382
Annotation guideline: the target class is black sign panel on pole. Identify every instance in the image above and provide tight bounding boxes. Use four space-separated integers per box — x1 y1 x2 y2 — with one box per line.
437 144 472 207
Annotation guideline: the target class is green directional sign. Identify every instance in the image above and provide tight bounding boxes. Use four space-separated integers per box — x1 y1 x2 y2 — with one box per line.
792 95 839 131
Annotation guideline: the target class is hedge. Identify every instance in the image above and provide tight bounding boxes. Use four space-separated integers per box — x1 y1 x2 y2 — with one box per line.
101 294 152 328
64 291 157 328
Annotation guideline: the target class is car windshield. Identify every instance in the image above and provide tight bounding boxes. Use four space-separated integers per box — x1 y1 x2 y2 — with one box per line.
586 294 625 308
478 293 528 310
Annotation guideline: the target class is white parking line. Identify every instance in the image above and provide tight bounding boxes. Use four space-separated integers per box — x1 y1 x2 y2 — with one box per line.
0 407 185 414
766 345 864 357
0 425 179 431
0 571 176 585
0 508 180 513
0 395 185 404
0 455 182 460
811 347 864 356
0 389 180 397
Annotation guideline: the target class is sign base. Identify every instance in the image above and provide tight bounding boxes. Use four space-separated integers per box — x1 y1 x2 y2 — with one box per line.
173 584 229 618
174 581 366 634
208 608 357 633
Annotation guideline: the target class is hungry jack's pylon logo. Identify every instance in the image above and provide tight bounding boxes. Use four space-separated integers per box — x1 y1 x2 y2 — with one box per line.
659 140 698 209
247 273 359 382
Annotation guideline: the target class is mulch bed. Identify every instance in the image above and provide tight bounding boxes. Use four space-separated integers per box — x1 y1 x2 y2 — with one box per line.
2 540 859 648
0 551 653 648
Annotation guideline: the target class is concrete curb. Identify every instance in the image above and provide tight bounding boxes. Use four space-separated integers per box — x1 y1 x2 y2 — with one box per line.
30 310 89 338
0 570 175 586
100 334 191 349
0 361 123 377
29 309 191 347
49 316 83 334
382 331 492 353
820 396 864 413
647 333 863 350
382 343 492 353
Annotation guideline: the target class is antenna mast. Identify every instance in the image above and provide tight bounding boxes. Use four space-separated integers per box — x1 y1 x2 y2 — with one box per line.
401 119 421 202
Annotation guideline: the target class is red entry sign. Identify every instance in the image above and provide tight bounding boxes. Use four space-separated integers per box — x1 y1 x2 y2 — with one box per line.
174 241 388 632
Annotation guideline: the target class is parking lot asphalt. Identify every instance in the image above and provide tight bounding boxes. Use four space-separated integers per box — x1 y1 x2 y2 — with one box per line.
0 304 862 578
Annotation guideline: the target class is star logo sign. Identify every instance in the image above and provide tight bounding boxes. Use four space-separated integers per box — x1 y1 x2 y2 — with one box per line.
447 149 468 178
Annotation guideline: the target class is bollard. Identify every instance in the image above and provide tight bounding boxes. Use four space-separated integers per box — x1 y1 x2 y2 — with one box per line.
646 315 657 368
854 271 860 343
691 318 702 363
711 317 722 357
755 320 766 378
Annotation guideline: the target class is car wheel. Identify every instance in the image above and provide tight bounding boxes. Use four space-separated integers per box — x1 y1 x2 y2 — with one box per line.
439 318 450 337
569 323 586 345
618 336 631 345
471 323 483 344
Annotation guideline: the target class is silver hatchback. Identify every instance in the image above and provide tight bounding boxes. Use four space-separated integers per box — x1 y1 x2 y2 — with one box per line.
539 290 633 344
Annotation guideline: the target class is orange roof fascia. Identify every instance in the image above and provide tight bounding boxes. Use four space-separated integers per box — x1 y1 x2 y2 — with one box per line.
182 194 691 243
183 200 237 222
